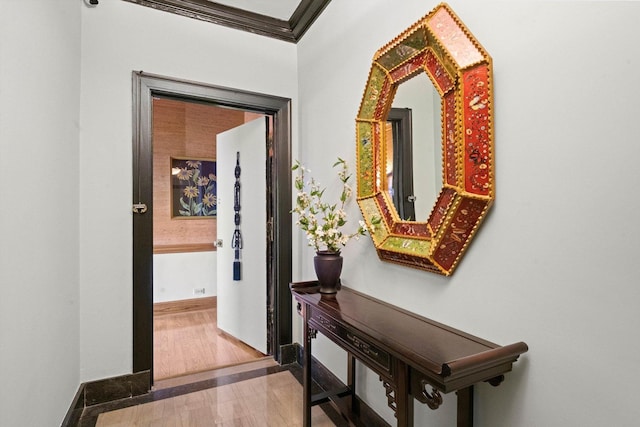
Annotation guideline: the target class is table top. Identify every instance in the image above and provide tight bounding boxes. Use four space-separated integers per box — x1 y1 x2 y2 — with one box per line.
291 281 528 392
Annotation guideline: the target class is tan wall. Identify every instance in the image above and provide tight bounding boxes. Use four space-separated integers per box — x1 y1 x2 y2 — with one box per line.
152 97 250 252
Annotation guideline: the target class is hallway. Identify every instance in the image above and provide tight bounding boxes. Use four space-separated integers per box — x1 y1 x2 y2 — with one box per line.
154 299 265 380
77 361 345 426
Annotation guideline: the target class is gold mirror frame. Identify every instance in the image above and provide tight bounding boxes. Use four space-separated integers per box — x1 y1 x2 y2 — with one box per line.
356 3 494 275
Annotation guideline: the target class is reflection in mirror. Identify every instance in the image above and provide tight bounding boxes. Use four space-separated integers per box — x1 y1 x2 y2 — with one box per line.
386 71 442 221
386 108 414 220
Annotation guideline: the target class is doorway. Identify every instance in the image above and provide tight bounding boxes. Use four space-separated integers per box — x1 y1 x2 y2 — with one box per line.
132 72 293 386
152 98 270 380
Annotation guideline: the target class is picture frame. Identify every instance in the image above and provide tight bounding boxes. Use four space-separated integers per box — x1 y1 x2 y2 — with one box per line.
170 157 217 218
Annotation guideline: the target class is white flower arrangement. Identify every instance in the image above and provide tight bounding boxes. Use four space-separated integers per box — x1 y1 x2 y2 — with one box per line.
292 158 368 253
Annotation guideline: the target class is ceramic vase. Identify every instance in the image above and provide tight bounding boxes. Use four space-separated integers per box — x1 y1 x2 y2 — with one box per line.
314 251 343 294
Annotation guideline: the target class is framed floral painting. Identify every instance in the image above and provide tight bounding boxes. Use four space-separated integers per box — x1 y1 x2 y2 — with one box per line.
171 157 217 218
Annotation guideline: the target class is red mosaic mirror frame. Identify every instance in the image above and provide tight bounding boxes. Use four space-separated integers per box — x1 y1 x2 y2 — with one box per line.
356 3 494 275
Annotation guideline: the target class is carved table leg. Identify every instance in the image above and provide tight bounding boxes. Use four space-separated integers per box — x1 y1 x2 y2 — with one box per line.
394 360 413 427
456 386 474 427
303 307 315 427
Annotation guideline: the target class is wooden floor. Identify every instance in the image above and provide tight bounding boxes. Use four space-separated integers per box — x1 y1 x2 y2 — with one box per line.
154 299 265 381
75 299 352 426
95 369 338 426
76 361 351 426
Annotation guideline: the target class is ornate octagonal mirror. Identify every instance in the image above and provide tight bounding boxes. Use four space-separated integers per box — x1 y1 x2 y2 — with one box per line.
356 3 494 275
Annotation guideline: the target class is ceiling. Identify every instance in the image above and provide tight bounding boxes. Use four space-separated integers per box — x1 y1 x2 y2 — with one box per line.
122 0 332 43
211 0 303 21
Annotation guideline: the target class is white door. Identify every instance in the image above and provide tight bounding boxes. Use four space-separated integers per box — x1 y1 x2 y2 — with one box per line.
216 118 267 354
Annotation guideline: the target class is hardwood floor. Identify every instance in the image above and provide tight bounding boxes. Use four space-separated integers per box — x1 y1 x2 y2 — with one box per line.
95 370 338 426
154 299 265 381
76 361 350 427
73 299 357 426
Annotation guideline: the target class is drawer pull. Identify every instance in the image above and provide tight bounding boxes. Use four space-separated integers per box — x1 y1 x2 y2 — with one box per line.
317 315 336 331
346 333 379 357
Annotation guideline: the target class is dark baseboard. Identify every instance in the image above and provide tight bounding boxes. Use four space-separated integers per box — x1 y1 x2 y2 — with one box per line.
62 364 295 426
279 342 300 365
60 381 85 427
84 371 150 406
61 347 387 427
61 371 150 427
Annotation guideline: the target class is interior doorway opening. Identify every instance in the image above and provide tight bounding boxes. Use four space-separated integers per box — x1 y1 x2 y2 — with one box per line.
132 72 293 388
151 97 271 381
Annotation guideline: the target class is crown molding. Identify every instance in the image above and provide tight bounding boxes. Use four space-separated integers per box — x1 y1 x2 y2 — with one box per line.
122 0 331 43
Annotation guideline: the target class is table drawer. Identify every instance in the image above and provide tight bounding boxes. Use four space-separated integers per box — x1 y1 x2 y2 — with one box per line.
310 308 391 373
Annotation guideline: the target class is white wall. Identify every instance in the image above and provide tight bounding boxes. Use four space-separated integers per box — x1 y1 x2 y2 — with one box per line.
2 1 638 425
153 252 217 302
0 1 81 426
78 1 298 382
297 1 640 426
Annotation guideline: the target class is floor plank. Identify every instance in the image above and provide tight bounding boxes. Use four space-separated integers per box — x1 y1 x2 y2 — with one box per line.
154 305 265 381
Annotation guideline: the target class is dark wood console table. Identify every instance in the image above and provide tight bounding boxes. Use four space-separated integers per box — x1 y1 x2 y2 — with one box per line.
291 281 528 427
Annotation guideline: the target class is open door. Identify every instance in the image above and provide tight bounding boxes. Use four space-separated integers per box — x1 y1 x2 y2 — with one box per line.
133 73 293 381
216 118 268 354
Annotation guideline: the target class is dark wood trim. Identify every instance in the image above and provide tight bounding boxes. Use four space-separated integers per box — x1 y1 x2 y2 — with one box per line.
132 72 292 388
272 94 293 361
132 74 154 376
153 296 217 315
289 0 332 40
121 0 331 43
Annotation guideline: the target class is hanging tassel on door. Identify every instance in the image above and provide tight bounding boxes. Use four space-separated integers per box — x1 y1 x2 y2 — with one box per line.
231 152 242 281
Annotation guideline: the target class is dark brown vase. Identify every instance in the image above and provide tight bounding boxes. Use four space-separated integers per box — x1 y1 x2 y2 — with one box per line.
314 251 343 294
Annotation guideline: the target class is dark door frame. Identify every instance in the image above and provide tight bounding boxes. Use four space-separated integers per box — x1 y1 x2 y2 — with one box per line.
131 72 292 383
387 107 415 221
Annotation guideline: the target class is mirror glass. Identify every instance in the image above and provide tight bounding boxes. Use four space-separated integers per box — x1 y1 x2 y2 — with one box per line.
385 71 442 221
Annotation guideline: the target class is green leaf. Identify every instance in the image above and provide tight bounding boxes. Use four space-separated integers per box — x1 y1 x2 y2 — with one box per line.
179 209 190 216
194 203 202 214
180 197 189 209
